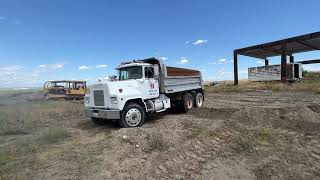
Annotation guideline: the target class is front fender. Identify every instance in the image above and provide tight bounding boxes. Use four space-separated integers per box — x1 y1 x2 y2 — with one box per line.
117 96 145 111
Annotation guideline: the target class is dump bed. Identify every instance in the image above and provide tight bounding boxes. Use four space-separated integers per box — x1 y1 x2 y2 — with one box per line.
137 58 203 93
161 66 203 93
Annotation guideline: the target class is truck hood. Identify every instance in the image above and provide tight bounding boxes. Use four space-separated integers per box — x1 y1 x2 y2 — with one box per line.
87 80 142 110
106 80 141 96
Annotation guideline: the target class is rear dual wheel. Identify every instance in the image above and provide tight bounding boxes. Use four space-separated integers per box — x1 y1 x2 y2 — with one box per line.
180 92 204 112
181 93 194 112
194 92 204 108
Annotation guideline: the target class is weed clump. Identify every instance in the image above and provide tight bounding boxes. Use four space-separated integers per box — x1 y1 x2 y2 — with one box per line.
231 128 275 154
146 133 168 152
40 128 70 144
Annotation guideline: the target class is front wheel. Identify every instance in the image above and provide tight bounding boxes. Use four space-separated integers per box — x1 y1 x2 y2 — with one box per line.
119 103 145 128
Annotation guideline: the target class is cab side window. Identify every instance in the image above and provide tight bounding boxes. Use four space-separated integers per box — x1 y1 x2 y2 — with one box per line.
145 67 154 79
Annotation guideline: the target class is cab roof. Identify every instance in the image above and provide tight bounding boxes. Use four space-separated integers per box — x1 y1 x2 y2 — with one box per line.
117 57 163 69
45 80 86 83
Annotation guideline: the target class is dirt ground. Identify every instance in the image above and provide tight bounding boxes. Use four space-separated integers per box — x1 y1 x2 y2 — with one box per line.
0 90 320 180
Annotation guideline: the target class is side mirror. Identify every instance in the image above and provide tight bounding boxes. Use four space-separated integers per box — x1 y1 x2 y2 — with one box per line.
153 65 160 79
109 75 117 81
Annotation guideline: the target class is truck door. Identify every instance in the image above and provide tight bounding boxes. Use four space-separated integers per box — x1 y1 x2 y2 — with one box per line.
142 66 159 99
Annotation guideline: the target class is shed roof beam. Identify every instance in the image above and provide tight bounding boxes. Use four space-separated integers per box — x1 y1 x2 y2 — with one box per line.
296 40 320 51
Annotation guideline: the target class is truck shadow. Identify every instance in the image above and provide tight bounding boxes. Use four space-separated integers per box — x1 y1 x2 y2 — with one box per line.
79 109 185 129
77 118 120 131
146 108 183 124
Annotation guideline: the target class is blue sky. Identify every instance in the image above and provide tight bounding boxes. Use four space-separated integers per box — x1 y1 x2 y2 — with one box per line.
0 0 320 87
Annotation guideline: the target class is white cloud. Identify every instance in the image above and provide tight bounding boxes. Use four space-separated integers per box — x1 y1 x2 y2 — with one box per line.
192 39 208 45
31 73 39 77
185 40 191 44
0 17 21 25
209 58 233 65
0 65 45 88
303 64 320 72
96 64 108 69
0 65 23 76
239 69 248 79
38 63 65 70
78 65 90 70
218 68 232 75
33 63 66 75
158 57 168 61
177 57 189 64
256 60 265 65
0 65 23 72
205 68 233 80
79 64 109 70
208 76 222 80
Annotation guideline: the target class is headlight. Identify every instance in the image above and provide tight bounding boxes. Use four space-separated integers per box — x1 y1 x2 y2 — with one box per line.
85 96 90 104
110 97 117 104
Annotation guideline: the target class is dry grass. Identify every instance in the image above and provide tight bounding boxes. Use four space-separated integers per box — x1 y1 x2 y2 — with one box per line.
146 133 168 152
0 142 41 178
40 127 70 144
205 79 320 94
0 92 84 179
0 99 84 136
184 125 217 139
0 88 41 96
230 127 277 154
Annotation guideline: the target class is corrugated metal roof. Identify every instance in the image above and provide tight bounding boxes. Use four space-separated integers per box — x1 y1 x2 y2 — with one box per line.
235 32 320 59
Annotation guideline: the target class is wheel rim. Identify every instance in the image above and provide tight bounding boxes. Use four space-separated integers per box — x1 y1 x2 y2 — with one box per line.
187 96 193 109
197 94 203 107
125 108 142 126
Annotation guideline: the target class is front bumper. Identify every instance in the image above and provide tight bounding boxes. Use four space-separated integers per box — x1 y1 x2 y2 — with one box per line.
85 108 121 119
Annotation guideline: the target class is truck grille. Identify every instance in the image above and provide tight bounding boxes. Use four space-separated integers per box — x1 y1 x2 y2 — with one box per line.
93 90 105 106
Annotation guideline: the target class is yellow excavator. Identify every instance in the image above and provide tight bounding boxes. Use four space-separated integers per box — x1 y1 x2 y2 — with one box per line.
43 80 87 100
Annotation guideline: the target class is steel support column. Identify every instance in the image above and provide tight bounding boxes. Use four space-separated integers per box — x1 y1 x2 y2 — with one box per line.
290 55 294 63
265 59 269 66
234 51 238 85
281 44 287 83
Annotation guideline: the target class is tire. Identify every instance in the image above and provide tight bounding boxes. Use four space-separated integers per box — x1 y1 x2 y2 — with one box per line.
119 103 145 128
91 117 107 126
194 92 204 108
181 93 194 112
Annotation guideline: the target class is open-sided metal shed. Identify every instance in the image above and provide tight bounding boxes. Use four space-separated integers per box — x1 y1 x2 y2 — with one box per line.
233 32 320 85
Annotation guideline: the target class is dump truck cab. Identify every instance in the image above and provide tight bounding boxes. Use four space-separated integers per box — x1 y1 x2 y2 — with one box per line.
85 58 204 128
43 80 87 99
85 62 160 114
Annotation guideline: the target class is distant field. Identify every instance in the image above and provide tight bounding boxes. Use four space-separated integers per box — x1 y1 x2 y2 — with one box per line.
206 79 320 94
0 88 41 95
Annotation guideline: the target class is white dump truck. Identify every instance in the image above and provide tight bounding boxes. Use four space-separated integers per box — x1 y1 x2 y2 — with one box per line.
84 58 204 128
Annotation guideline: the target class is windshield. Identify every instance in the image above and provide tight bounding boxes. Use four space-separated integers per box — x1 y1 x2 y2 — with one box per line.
118 66 143 80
